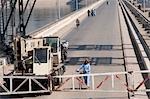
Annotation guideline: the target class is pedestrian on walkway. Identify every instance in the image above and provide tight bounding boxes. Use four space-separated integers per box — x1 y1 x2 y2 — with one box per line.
87 10 91 16
76 58 91 88
91 9 94 16
107 1 109 5
76 19 80 28
93 9 96 16
61 41 69 62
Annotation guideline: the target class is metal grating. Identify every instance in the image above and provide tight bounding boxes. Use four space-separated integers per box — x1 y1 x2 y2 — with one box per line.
65 57 112 65
68 45 113 51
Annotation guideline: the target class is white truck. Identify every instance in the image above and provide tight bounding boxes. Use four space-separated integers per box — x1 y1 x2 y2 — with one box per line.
19 36 67 75
0 36 68 95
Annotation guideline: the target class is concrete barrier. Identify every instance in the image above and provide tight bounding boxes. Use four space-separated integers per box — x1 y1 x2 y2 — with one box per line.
119 1 149 98
125 0 150 21
30 0 106 38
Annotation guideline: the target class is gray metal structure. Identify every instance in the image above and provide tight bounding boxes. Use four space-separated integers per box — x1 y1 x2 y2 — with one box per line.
0 75 51 95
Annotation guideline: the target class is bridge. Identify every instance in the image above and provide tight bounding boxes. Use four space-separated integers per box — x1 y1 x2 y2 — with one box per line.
0 0 150 98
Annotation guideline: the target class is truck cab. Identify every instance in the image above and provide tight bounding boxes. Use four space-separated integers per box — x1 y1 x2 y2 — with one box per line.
43 37 62 66
20 36 67 75
33 47 52 75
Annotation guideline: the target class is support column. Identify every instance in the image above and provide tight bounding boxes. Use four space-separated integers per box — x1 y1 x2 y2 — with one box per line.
75 0 79 10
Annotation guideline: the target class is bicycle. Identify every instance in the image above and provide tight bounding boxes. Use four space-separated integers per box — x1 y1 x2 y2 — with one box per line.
76 70 89 89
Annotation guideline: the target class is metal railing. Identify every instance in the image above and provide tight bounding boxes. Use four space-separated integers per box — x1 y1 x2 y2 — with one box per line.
54 70 150 93
0 70 150 95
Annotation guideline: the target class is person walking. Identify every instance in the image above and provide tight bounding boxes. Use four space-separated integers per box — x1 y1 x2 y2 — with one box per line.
91 9 94 16
93 9 96 16
76 19 80 28
87 10 91 16
107 1 109 5
61 41 69 62
76 58 91 88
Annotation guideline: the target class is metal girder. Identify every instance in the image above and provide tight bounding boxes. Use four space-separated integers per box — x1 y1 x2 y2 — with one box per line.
1 0 5 41
23 0 29 13
14 0 36 72
1 0 17 42
0 76 51 95
0 0 1 40
13 78 28 92
17 0 37 37
4 0 17 34
0 0 37 42
24 0 36 29
32 78 48 90
18 0 25 37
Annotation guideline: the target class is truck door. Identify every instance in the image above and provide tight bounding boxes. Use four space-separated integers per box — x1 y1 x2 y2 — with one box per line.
33 48 51 75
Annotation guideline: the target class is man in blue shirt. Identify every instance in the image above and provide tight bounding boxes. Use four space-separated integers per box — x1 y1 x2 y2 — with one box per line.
76 59 91 87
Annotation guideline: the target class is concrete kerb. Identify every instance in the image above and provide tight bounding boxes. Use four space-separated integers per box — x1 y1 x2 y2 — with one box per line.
30 0 106 38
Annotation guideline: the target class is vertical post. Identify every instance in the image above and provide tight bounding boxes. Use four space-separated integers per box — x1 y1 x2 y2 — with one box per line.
56 0 60 19
92 75 95 90
29 78 31 92
1 0 5 42
75 0 78 10
10 0 15 43
86 0 88 7
132 73 135 96
0 13 1 42
58 0 60 19
111 74 114 89
143 0 145 13
72 77 75 90
4 0 7 44
10 77 13 92
2 64 4 75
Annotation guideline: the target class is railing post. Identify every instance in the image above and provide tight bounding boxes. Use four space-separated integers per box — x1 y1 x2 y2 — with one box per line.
111 74 114 89
2 65 4 76
92 75 95 90
29 78 31 92
10 77 12 92
131 72 135 97
72 76 75 90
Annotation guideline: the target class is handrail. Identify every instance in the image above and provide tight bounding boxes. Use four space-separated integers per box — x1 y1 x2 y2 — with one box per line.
54 70 150 78
52 70 150 94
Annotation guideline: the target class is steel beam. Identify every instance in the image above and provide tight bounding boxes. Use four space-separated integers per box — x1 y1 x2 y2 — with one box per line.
18 0 25 37
24 0 36 28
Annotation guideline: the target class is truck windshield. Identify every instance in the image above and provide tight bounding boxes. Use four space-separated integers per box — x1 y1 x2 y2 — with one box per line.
34 48 47 63
44 37 57 53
